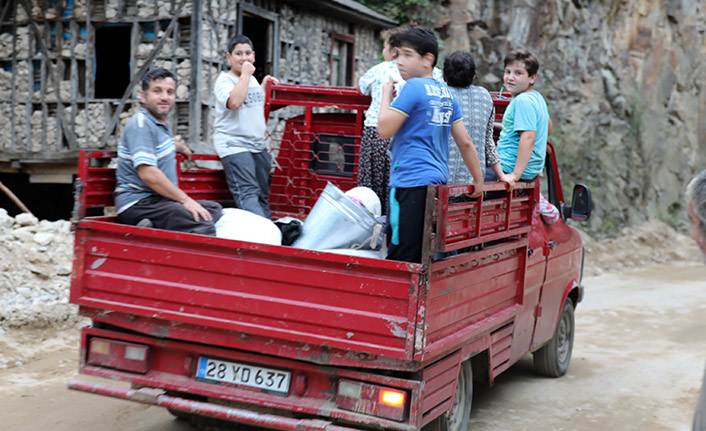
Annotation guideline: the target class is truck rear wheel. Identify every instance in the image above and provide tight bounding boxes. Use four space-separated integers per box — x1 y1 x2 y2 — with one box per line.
533 298 575 377
422 360 472 431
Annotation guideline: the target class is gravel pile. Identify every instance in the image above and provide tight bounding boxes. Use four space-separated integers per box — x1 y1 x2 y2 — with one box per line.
0 208 82 332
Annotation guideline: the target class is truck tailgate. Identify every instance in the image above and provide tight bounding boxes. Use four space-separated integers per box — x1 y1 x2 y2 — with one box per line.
71 218 423 367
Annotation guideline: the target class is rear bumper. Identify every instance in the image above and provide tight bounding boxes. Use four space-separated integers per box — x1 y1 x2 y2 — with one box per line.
74 326 422 431
68 378 362 431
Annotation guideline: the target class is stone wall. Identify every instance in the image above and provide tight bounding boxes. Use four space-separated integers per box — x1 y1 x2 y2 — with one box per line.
278 4 378 86
436 0 706 233
0 0 383 158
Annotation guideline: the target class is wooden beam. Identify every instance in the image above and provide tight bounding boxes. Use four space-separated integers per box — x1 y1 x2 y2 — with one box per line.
0 0 14 33
69 20 79 150
9 3 17 152
40 22 48 151
18 0 79 150
188 0 203 144
85 0 94 149
0 180 34 216
98 0 188 148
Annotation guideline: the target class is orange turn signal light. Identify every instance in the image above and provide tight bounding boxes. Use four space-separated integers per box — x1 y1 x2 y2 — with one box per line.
380 389 406 408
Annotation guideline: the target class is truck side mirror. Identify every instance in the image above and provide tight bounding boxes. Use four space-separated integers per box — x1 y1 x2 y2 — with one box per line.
563 183 592 221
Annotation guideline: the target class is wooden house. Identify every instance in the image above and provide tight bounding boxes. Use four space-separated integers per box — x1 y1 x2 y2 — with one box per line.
0 0 394 184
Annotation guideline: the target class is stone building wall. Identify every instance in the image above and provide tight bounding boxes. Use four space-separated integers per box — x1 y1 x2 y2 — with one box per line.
0 0 385 163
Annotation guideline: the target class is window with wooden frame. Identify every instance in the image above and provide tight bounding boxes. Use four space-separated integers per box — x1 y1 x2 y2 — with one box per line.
237 3 279 84
330 32 354 87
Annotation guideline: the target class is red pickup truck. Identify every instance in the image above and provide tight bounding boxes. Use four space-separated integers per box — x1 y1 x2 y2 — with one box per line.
68 84 591 431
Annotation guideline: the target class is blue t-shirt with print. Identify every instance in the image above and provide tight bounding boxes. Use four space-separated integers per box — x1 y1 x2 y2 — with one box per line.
388 77 462 188
496 90 549 180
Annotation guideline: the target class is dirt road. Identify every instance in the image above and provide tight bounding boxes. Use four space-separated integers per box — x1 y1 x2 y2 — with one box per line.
2 262 705 431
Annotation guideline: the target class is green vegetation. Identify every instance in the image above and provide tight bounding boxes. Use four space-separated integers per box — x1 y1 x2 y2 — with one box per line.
358 0 434 27
658 201 689 233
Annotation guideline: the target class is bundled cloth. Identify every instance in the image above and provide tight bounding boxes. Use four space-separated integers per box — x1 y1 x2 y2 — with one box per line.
539 194 560 224
215 208 282 245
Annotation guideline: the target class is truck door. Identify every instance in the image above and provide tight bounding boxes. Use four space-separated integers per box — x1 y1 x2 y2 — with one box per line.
509 201 548 362
530 146 584 350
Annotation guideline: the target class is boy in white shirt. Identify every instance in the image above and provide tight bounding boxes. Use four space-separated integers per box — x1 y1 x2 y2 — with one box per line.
213 35 279 218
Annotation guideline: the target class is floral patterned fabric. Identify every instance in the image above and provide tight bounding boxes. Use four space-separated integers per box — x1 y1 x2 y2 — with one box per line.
357 126 391 214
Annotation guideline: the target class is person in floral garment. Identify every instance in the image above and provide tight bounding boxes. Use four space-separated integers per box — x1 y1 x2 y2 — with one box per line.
357 27 442 214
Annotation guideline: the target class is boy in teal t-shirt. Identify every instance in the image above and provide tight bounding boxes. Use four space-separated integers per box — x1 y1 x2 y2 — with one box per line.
496 50 550 182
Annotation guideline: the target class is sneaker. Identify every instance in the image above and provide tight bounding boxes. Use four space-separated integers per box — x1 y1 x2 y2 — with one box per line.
136 218 153 228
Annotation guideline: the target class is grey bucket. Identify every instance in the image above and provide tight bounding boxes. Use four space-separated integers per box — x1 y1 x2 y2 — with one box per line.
292 182 382 251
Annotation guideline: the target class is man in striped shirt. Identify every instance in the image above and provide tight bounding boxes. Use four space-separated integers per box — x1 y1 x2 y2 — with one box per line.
115 68 221 235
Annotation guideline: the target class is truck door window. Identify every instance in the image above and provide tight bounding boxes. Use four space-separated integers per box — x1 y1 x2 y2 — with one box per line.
310 134 356 177
543 155 560 208
540 167 550 199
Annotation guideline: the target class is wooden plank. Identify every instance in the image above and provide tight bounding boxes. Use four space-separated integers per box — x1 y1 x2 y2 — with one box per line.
188 0 202 144
98 0 188 148
70 20 79 150
24 31 32 152
130 21 139 85
85 0 94 148
53 24 63 151
86 1 94 100
0 0 13 32
9 3 17 152
18 0 78 150
40 22 49 151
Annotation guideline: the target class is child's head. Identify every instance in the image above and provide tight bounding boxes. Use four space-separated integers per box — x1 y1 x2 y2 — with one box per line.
503 49 539 96
380 27 403 61
443 51 476 88
226 35 255 76
389 27 438 80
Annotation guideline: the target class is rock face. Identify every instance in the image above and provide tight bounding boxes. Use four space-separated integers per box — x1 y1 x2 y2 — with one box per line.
436 0 706 233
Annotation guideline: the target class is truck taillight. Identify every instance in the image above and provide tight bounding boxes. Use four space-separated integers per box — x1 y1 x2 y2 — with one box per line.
87 337 150 374
380 389 405 407
336 379 407 421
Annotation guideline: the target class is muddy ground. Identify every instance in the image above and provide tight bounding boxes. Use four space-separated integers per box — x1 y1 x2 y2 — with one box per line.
1 215 705 430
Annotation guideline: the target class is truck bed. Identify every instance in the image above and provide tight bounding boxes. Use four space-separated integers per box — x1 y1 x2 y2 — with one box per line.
71 151 534 371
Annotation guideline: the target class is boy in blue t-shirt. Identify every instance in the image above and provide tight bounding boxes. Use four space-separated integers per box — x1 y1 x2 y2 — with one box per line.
378 27 484 263
496 50 550 183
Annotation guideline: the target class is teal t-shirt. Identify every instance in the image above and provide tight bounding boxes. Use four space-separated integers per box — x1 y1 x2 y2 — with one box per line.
496 90 549 180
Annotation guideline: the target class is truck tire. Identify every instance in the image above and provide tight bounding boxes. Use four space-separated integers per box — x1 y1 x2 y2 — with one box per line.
533 298 575 377
422 360 472 431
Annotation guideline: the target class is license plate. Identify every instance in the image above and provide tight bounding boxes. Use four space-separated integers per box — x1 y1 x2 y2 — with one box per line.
196 356 291 395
